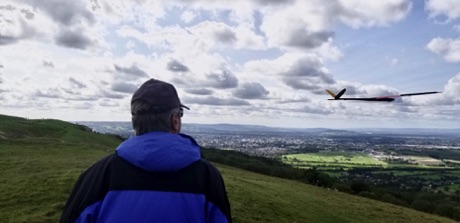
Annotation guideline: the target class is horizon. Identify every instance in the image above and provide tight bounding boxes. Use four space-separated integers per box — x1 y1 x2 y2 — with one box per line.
1 1 460 129
76 119 460 131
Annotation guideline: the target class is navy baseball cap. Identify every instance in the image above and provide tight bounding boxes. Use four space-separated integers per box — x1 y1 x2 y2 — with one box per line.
131 79 189 114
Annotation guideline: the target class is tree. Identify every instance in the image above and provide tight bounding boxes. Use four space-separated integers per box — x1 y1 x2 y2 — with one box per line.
350 181 370 194
433 204 454 218
455 189 460 203
410 200 434 213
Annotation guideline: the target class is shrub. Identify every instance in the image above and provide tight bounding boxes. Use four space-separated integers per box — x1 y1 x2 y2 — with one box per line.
410 200 434 213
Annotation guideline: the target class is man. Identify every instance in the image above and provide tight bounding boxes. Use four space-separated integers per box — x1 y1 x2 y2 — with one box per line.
60 79 232 223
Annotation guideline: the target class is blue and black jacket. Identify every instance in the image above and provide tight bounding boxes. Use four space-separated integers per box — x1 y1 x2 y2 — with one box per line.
60 132 232 223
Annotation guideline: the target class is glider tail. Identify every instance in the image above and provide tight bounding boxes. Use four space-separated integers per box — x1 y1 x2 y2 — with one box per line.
326 89 336 98
326 88 347 100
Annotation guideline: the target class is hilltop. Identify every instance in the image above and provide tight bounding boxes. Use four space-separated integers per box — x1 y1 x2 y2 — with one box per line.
0 114 455 222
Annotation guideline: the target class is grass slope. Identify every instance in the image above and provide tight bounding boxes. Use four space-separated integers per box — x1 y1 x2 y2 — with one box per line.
0 114 454 223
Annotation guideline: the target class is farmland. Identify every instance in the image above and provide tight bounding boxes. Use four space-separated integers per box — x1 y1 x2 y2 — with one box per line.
282 152 387 169
281 150 460 195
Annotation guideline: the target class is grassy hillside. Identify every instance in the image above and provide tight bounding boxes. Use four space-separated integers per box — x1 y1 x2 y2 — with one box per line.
0 114 455 222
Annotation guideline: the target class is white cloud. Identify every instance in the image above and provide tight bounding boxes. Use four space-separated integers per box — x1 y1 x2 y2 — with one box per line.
89 0 167 27
260 0 334 50
426 37 460 62
445 73 460 95
425 0 460 22
336 0 412 28
181 10 198 23
0 1 58 44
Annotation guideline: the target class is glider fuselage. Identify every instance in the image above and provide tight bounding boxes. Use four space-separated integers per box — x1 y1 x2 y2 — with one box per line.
328 97 395 102
326 88 441 102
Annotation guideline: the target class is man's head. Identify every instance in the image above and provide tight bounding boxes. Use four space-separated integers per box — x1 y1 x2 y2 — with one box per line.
131 79 189 135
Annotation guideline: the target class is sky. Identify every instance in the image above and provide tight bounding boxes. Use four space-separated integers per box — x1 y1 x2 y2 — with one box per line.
1 0 460 129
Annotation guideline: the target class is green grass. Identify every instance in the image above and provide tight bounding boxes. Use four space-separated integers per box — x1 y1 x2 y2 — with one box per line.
0 114 456 223
404 156 445 166
220 164 454 223
283 152 388 169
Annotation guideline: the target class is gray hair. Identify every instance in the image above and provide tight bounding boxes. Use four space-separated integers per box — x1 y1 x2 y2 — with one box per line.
131 100 181 135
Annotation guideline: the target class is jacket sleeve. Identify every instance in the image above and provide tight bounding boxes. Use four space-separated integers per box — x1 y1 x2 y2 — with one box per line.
203 160 232 223
60 154 113 223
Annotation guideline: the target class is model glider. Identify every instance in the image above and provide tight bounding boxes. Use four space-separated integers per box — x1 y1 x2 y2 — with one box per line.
326 88 441 102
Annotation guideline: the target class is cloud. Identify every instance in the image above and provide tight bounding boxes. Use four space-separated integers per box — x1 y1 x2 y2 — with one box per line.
214 28 237 44
283 77 321 92
43 61 54 68
0 5 16 11
55 29 93 50
276 97 311 104
254 0 295 6
185 88 213 95
33 89 61 98
280 55 335 91
206 69 238 89
425 0 460 23
69 78 87 89
445 74 460 95
0 1 105 51
32 86 100 102
20 8 34 19
181 10 198 23
167 59 190 72
65 95 100 101
425 73 460 105
62 88 81 95
184 96 250 106
357 85 398 97
260 0 411 50
336 0 412 28
73 102 93 110
301 105 333 115
114 64 149 78
0 35 18 45
99 90 126 99
260 2 333 50
111 82 138 94
233 82 269 99
0 2 58 45
24 0 95 26
187 21 265 50
99 100 120 107
286 30 334 49
426 38 460 63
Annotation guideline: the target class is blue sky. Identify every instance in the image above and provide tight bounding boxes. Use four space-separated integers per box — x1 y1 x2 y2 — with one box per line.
0 0 459 129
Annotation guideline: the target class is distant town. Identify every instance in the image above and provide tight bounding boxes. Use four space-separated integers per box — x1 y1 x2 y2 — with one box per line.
79 121 460 157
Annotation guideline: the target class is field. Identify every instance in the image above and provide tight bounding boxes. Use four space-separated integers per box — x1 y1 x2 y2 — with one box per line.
282 152 387 169
282 151 458 170
0 115 457 222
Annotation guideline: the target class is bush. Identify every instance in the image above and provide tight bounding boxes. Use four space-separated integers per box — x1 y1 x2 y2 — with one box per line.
433 204 454 218
358 191 377 200
410 200 434 213
350 181 370 194
380 194 408 207
333 183 352 194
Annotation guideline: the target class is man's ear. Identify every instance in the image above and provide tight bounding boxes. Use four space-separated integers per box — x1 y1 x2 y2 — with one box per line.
171 114 180 133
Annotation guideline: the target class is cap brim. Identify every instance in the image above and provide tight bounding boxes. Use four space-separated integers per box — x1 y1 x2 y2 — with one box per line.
180 103 190 110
